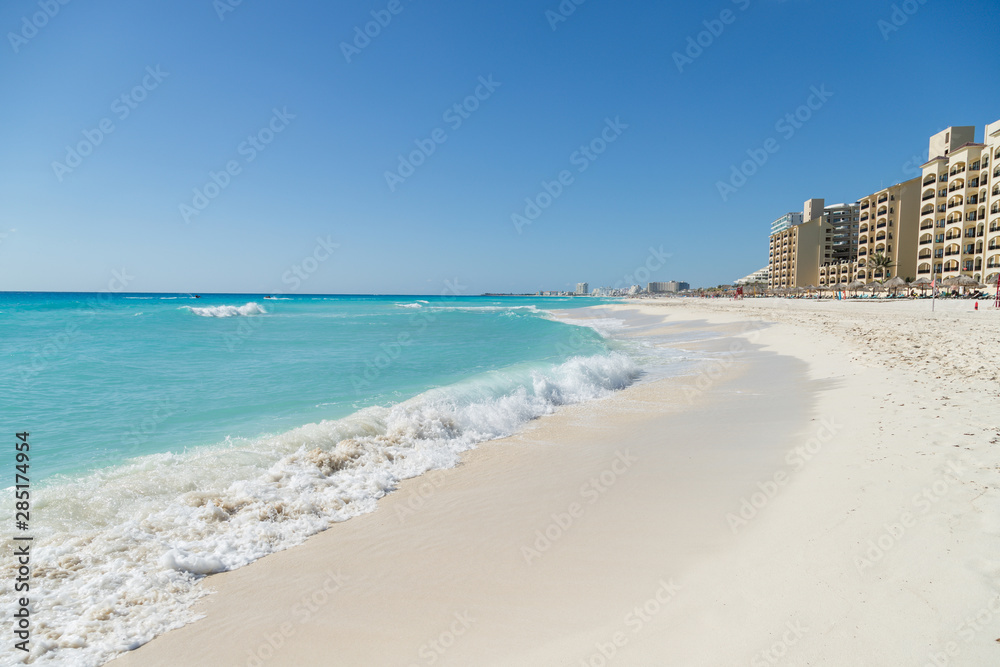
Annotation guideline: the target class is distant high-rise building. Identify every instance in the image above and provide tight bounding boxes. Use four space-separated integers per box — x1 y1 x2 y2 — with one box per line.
767 119 1000 289
576 282 589 295
916 122 999 285
734 268 769 285
854 178 921 282
803 199 825 224
769 217 835 288
770 212 803 235
770 199 857 288
927 126 975 160
647 281 688 293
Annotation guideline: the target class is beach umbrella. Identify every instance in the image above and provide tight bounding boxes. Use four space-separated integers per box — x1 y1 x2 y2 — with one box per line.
910 276 932 293
952 275 980 295
883 276 908 296
847 280 865 295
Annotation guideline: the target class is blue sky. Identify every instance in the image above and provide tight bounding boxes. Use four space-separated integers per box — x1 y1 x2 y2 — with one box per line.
2 0 999 294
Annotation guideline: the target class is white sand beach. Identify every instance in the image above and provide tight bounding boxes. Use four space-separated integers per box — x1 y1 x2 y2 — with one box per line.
111 298 1000 666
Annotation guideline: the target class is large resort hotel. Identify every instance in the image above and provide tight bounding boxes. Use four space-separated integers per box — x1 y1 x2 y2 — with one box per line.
768 121 1000 289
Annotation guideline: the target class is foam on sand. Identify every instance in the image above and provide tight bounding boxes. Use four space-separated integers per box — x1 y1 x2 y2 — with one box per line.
0 352 640 666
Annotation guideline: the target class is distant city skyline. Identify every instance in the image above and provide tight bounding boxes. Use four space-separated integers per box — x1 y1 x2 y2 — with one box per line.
2 0 999 293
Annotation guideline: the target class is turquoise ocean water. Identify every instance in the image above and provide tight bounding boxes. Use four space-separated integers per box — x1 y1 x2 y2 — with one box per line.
0 292 680 665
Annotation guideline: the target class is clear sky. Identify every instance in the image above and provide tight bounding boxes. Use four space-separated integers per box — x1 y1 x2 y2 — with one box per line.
2 0 999 294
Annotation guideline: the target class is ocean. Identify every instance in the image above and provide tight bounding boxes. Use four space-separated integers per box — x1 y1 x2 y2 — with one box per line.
0 292 684 665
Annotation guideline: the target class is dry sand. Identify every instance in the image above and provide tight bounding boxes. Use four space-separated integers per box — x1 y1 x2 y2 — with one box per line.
111 298 1000 666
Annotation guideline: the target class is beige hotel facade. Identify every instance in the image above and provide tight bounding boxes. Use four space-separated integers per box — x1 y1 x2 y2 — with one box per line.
916 123 1000 287
768 120 1000 289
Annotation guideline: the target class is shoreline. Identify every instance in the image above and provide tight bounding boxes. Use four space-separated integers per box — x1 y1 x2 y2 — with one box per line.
109 303 816 665
111 299 1000 665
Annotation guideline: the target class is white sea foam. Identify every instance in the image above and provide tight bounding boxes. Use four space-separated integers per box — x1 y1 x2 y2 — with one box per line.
183 302 267 318
0 352 640 666
555 315 628 336
425 305 542 314
397 303 423 309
